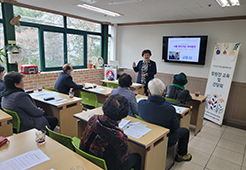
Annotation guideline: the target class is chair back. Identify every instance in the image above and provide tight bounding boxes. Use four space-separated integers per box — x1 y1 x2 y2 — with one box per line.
134 114 147 122
72 137 108 170
106 82 118 89
43 87 58 92
165 97 181 103
45 126 74 151
2 108 21 133
80 91 98 108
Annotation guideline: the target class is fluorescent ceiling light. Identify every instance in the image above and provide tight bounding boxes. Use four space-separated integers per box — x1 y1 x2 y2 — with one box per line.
108 0 143 5
216 0 230 7
230 0 240 6
216 0 240 7
77 4 122 17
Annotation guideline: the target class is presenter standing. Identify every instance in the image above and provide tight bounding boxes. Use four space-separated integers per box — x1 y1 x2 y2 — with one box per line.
133 49 157 95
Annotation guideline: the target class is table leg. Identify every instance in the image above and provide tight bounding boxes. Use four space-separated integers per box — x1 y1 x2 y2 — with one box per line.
128 136 168 170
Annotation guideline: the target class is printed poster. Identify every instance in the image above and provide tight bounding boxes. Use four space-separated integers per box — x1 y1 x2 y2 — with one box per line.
204 42 241 125
104 65 117 80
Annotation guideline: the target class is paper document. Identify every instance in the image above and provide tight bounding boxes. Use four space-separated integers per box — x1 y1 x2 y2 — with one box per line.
173 106 186 114
32 91 58 99
0 148 50 170
89 88 105 92
47 98 68 104
132 83 143 86
119 119 131 129
124 122 151 139
137 97 146 103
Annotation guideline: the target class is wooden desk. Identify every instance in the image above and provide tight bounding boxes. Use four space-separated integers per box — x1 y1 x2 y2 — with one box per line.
74 83 112 104
74 108 170 170
186 93 207 135
0 129 102 170
30 90 83 137
100 79 145 95
136 94 192 129
0 110 13 137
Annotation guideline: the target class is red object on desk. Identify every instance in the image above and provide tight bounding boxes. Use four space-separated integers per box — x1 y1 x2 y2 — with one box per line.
0 136 8 147
21 65 38 74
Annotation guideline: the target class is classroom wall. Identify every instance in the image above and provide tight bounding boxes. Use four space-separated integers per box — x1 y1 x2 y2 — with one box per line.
23 68 104 90
116 20 246 83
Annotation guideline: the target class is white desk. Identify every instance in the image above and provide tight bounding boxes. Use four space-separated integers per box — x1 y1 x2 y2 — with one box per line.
30 90 83 137
0 129 102 170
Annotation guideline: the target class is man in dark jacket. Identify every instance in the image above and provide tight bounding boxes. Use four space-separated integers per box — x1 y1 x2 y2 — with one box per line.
138 78 192 162
54 64 85 94
165 72 192 104
80 94 141 170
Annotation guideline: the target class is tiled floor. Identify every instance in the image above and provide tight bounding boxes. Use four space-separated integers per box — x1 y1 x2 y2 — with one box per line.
171 120 246 170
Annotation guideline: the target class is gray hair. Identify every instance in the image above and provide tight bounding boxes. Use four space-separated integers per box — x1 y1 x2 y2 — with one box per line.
148 78 166 96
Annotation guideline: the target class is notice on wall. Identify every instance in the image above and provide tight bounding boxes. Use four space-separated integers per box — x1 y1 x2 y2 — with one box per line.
104 65 117 80
204 42 241 125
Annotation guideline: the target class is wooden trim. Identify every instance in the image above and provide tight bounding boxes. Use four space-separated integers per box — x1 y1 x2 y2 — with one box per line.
118 15 246 26
1 0 114 26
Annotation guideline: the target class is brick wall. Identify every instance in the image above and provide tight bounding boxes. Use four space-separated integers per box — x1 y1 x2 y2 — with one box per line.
23 68 104 90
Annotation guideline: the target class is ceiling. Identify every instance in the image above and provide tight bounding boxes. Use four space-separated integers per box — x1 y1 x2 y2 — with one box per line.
14 0 246 24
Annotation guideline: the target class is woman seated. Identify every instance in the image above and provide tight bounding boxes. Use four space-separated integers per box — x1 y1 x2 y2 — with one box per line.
80 94 141 170
164 72 192 104
1 71 58 132
111 73 138 117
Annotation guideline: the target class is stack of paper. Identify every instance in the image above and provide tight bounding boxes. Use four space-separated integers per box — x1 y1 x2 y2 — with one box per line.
0 148 50 170
119 119 131 129
132 83 143 86
173 105 186 114
89 88 105 92
32 91 58 98
48 98 68 104
124 122 151 139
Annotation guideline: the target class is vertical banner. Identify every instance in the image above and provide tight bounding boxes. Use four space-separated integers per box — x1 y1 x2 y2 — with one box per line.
204 42 241 125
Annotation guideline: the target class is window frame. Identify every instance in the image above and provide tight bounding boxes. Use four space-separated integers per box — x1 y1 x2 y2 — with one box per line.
12 7 104 72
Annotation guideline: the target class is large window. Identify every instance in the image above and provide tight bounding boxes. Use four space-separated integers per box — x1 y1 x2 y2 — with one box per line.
13 6 63 27
67 17 100 32
87 35 101 61
0 5 108 71
15 26 40 69
44 31 64 67
67 34 84 66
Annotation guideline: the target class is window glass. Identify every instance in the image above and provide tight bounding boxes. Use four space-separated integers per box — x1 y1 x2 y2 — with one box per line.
13 6 63 27
87 35 101 64
0 3 2 18
109 25 112 35
15 26 40 69
108 37 112 62
67 34 84 66
44 31 64 67
67 17 100 32
0 23 5 66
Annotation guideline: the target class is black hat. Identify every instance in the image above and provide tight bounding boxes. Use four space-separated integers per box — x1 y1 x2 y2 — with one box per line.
174 72 188 86
103 94 129 121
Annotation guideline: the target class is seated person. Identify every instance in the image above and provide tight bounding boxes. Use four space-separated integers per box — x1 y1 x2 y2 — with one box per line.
138 78 192 162
0 65 5 105
54 64 85 94
1 72 58 132
80 94 141 170
164 72 192 104
111 73 138 117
